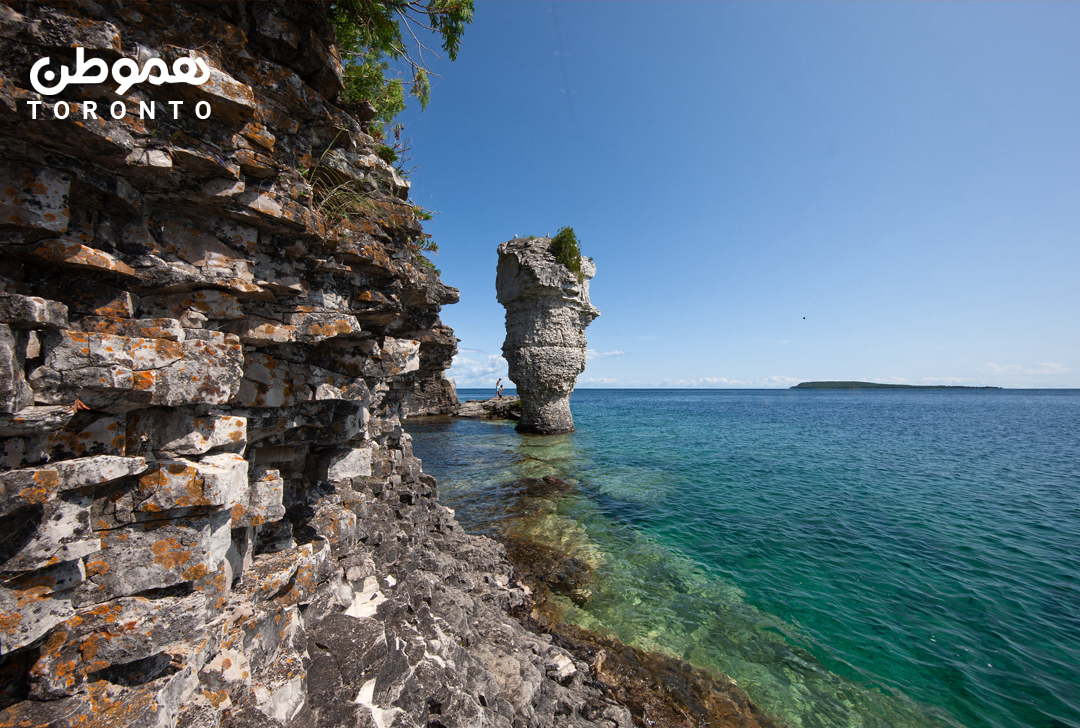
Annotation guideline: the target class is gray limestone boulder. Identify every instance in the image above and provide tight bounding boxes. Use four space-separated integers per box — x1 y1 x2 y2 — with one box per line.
496 238 599 434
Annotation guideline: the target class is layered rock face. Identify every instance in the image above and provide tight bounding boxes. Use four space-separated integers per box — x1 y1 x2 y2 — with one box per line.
401 323 459 416
497 239 598 434
0 4 634 727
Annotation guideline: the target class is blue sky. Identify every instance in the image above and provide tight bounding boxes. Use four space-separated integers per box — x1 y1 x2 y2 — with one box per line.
396 2 1080 388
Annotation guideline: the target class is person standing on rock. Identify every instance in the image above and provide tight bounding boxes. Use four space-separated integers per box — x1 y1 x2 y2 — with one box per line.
495 378 502 399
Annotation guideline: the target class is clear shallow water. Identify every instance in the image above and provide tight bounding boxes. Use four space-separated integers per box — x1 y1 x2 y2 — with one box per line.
407 389 1080 728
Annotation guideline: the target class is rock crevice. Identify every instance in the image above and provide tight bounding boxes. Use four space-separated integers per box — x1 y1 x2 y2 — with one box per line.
496 238 598 434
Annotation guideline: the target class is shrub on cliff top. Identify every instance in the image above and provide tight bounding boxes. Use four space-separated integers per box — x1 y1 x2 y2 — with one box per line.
329 1 474 127
550 227 584 281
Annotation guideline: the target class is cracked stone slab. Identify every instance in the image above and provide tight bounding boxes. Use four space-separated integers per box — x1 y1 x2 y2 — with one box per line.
126 409 246 457
76 510 231 607
1 488 99 572
0 162 70 234
29 592 207 698
134 453 248 513
232 467 285 528
0 559 84 654
0 405 75 437
0 455 146 517
39 330 243 410
0 292 68 330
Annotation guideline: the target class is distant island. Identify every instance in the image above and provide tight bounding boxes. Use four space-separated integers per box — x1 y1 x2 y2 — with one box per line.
792 381 1002 390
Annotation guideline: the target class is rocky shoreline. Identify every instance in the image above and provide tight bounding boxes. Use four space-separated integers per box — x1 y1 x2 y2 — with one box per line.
471 475 778 728
0 3 778 727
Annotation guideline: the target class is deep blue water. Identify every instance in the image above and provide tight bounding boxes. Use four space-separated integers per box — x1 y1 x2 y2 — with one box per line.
407 389 1080 728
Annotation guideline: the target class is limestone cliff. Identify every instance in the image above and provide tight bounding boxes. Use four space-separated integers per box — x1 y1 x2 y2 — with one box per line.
0 4 632 728
496 238 598 434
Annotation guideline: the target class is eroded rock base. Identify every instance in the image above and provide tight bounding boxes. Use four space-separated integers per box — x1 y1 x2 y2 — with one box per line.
515 395 574 434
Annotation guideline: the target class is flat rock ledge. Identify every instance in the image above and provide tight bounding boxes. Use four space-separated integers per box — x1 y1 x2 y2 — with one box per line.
496 238 598 434
455 395 522 421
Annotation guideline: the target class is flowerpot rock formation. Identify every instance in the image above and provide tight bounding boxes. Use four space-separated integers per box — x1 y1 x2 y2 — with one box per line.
497 237 599 434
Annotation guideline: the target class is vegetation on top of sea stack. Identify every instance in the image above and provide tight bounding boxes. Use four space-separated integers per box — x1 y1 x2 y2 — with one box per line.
550 226 584 281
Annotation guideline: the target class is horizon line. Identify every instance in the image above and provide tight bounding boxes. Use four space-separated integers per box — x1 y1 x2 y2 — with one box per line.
453 386 1080 391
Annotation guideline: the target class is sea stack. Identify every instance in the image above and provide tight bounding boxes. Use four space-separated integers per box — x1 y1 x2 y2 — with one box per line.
497 236 599 433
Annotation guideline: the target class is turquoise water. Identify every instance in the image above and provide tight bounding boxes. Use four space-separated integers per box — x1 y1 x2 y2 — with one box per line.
407 389 1080 728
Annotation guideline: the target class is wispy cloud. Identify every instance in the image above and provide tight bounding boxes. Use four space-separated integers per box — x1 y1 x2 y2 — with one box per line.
979 362 1070 376
446 354 507 387
579 377 623 385
457 348 485 354
875 375 973 386
586 349 626 360
578 374 803 388
657 375 801 388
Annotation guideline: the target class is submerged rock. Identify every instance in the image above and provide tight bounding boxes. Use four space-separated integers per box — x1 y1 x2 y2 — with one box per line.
492 474 778 728
503 534 593 606
496 238 599 434
512 475 575 498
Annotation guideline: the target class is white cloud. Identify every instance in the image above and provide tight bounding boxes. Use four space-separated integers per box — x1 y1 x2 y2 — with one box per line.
876 375 973 385
979 362 1070 377
446 354 507 387
657 375 801 388
979 363 1023 376
586 349 626 360
1035 362 1070 375
450 350 629 386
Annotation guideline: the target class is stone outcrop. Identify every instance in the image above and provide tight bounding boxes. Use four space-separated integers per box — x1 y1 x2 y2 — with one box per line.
496 238 598 434
0 3 633 727
401 370 458 416
455 395 522 421
401 323 459 416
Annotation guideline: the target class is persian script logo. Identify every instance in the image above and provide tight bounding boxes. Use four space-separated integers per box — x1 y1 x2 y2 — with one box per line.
30 47 210 96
